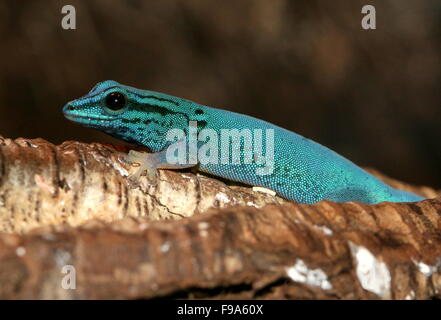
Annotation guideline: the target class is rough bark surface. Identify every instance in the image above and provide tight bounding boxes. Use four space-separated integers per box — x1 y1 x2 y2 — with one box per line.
0 137 440 299
0 137 285 234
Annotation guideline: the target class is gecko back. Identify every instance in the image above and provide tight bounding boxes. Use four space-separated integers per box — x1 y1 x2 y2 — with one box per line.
197 107 425 204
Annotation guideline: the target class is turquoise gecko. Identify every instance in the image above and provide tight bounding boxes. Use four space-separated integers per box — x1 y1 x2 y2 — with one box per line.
63 80 424 204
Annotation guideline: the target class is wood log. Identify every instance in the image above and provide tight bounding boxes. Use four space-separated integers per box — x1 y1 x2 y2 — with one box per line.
0 136 439 299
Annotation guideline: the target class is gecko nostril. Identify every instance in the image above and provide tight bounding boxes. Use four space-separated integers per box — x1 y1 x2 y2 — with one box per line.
64 104 74 112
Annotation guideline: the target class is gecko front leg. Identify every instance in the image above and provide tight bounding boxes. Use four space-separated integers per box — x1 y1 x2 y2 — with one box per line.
126 149 196 186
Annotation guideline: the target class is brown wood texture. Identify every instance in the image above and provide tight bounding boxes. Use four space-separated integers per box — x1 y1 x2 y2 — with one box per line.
0 137 440 299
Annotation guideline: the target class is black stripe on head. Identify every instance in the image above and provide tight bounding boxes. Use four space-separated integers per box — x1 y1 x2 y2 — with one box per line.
131 102 189 122
144 95 179 106
122 118 141 124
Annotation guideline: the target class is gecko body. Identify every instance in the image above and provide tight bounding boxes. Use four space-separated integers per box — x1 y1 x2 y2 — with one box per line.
63 80 424 204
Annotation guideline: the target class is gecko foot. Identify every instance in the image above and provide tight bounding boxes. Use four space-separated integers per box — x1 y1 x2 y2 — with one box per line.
126 150 161 186
126 149 198 188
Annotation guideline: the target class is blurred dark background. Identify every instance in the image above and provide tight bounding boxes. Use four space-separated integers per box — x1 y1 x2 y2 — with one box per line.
0 0 440 187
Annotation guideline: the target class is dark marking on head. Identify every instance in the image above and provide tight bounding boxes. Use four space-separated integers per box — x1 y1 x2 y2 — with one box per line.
195 109 204 115
131 102 190 123
144 95 179 106
122 118 141 124
117 126 129 133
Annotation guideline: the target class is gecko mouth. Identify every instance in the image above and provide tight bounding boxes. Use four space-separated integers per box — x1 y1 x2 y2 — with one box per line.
63 113 115 130
64 113 113 123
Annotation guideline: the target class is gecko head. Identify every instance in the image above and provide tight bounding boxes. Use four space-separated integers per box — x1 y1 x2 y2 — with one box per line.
63 80 129 131
63 80 193 149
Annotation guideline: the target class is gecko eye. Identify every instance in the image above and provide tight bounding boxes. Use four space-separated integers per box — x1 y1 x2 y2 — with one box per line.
105 92 126 111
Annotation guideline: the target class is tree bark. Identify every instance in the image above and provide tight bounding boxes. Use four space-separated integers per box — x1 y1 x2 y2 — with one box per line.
0 136 439 299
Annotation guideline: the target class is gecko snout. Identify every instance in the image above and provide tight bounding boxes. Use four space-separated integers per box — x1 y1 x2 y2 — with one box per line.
63 104 76 114
65 104 74 111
